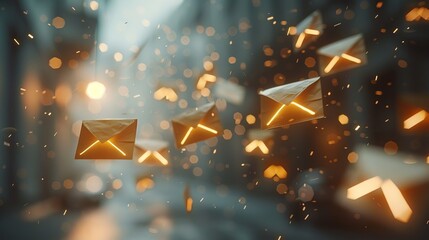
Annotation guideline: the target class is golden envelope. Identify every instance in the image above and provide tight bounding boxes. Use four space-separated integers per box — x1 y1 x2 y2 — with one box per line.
75 119 137 159
398 94 429 132
244 129 274 156
134 139 169 165
171 102 223 148
317 34 367 76
293 10 324 51
259 77 324 129
264 165 287 180
336 146 429 224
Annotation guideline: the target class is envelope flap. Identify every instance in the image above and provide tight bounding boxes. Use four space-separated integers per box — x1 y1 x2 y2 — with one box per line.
135 139 168 151
173 102 215 127
83 119 137 143
317 34 362 57
259 77 320 105
296 10 323 33
248 129 274 140
355 146 429 187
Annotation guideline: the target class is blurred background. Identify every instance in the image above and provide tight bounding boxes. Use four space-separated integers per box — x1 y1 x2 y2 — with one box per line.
1 0 429 239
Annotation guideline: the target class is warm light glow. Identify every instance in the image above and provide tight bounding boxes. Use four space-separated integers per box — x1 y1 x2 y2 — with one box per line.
341 53 362 63
49 57 62 69
266 104 285 126
403 110 426 129
406 7 429 21
304 29 320 35
295 33 306 48
290 101 316 115
338 114 349 125
381 179 412 223
324 56 340 73
152 151 169 165
245 140 269 154
86 81 106 99
197 124 218 134
136 178 154 192
52 17 65 29
181 127 194 145
138 151 152 163
85 175 103 193
347 176 383 200
79 140 100 155
196 73 216 89
138 151 168 165
153 87 178 102
264 165 287 179
107 140 126 156
186 197 193 213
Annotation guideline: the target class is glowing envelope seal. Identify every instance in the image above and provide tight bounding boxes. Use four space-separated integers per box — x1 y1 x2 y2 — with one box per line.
337 146 429 223
259 77 325 129
134 139 169 166
244 129 275 156
75 119 137 159
171 102 223 148
317 34 367 76
293 10 324 51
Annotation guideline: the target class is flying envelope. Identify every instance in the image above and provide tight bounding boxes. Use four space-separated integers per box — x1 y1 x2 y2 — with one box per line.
244 129 274 156
259 77 324 129
171 102 223 148
293 10 324 51
134 139 169 166
336 146 429 224
75 119 137 159
317 34 367 76
264 165 288 180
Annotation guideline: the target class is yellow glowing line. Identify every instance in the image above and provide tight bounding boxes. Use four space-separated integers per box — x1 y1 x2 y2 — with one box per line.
266 104 286 126
381 179 412 223
153 151 169 165
324 56 340 73
138 151 152 163
245 140 259 152
291 101 316 115
341 53 362 63
107 140 126 156
186 197 193 213
304 29 320 35
197 124 218 134
181 127 194 145
403 110 426 129
245 140 270 154
347 176 383 200
79 140 100 155
295 33 306 48
258 141 269 154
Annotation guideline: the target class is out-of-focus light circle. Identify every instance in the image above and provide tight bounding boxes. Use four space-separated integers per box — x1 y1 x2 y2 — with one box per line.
85 175 103 193
99 43 108 52
49 57 62 69
114 52 123 62
338 114 349 125
246 114 256 124
52 17 65 29
298 184 314 202
384 141 398 155
89 1 99 11
86 81 106 99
